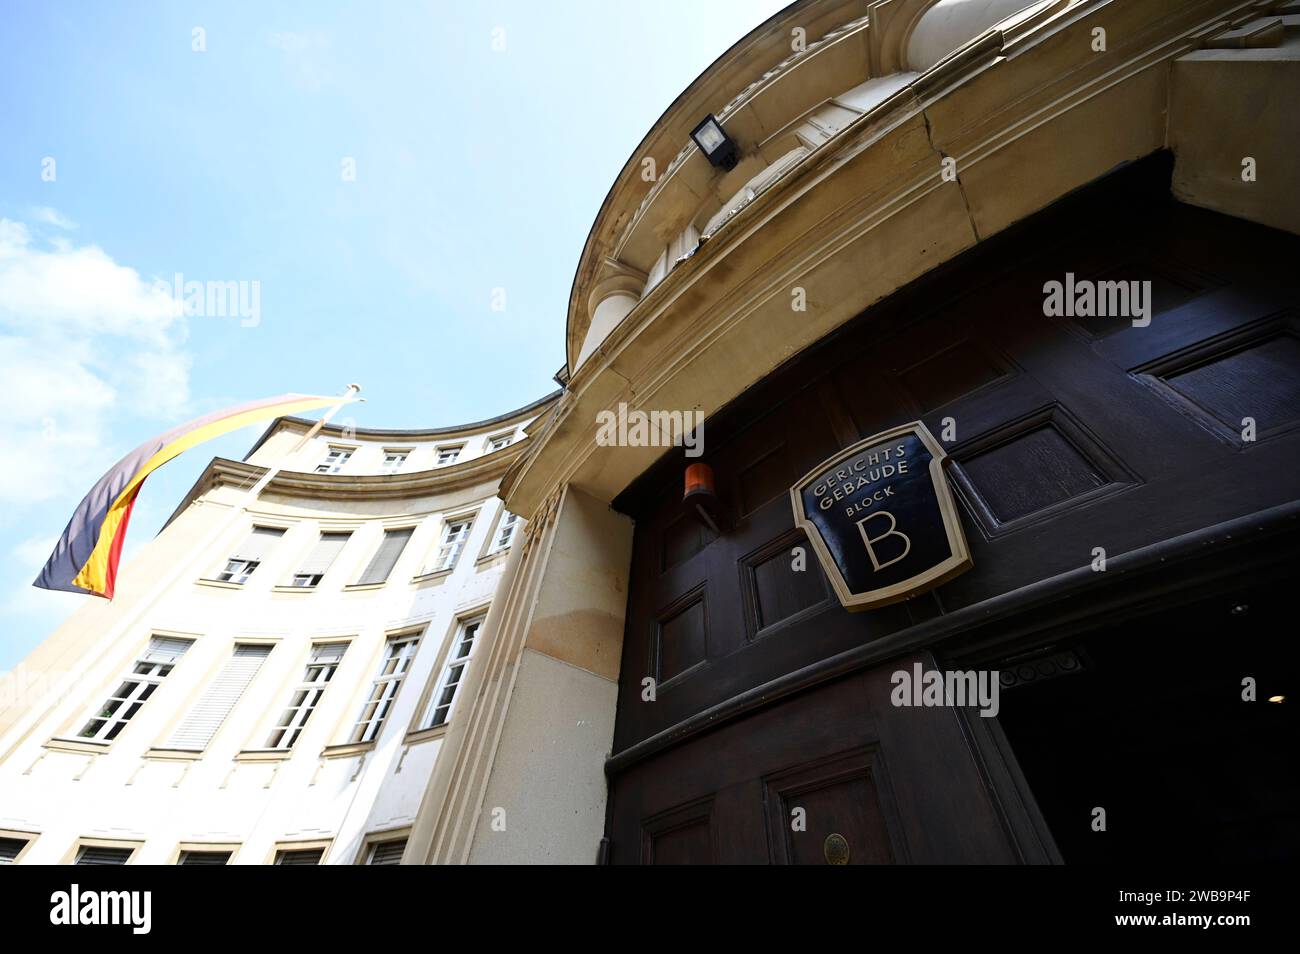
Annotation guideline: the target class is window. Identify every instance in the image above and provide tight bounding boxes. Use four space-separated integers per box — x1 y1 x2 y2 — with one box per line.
435 444 462 466
488 432 513 452
421 616 483 729
315 446 353 474
380 449 410 474
215 526 285 584
77 636 192 742
291 531 350 587
274 846 325 865
75 845 135 865
365 838 407 865
0 834 34 864
432 518 472 572
266 642 348 749
349 634 420 744
177 849 232 865
356 527 414 585
492 510 520 553
164 644 272 751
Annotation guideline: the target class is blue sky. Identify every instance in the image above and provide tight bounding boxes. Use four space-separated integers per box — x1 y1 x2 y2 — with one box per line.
0 0 788 669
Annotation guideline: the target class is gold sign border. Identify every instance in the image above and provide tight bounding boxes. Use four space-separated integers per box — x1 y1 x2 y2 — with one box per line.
789 421 973 612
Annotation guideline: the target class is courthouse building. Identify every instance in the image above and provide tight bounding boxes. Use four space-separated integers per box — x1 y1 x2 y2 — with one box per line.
0 398 553 864
3 0 1299 864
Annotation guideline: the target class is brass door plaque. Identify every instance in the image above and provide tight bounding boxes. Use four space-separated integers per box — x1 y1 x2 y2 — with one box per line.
823 832 850 865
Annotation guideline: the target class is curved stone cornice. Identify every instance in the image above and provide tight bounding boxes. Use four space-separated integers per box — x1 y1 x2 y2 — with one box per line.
506 0 1265 520
170 435 531 523
564 0 872 370
564 0 1082 373
244 391 561 461
611 11 873 263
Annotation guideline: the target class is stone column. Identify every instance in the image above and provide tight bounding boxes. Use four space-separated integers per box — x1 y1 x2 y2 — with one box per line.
574 273 643 370
405 484 633 864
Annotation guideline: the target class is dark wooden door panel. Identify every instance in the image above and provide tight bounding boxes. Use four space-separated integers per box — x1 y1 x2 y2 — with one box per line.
763 747 897 865
640 796 716 865
610 654 1021 865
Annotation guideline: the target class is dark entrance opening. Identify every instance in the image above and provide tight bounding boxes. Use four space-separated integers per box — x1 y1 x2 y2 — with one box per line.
997 578 1300 863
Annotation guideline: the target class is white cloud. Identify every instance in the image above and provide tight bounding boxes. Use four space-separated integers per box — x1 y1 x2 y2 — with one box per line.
29 206 77 230
0 215 191 506
0 219 182 343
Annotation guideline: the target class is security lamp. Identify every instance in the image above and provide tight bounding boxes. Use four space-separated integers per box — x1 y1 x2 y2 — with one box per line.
691 114 739 171
684 462 721 534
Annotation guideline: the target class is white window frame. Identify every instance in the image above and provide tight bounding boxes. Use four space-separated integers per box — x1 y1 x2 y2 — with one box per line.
75 636 192 742
217 558 258 585
491 510 520 553
349 634 420 744
487 431 514 452
290 530 351 588
431 516 474 573
214 526 284 584
315 445 355 475
380 448 412 475
435 444 463 466
265 641 349 749
420 615 484 729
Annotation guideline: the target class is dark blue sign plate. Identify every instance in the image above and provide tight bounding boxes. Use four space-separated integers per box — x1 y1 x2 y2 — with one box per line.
790 422 972 610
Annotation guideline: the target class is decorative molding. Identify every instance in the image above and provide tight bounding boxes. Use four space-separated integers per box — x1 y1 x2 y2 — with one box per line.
168 435 529 526
513 0 1256 521
243 390 562 458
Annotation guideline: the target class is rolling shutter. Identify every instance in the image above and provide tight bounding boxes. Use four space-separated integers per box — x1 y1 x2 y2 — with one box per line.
311 642 347 664
230 526 284 561
358 528 414 584
142 636 193 664
0 837 28 863
298 532 350 576
367 839 407 865
275 847 324 865
75 846 134 865
178 850 233 865
164 644 271 750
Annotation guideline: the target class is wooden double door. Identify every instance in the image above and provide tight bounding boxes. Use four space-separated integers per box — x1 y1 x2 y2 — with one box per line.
612 653 1022 864
604 153 1300 864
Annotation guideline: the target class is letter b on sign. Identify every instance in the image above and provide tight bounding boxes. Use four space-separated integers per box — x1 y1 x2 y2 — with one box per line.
857 510 911 572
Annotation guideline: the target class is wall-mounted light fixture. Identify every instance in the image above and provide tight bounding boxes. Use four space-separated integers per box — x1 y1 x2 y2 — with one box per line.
690 114 740 172
684 462 721 534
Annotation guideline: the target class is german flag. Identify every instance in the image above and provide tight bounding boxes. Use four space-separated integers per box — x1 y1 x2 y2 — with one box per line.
34 393 347 599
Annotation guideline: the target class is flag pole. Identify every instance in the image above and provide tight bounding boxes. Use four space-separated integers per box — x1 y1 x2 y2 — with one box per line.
0 384 364 761
234 382 363 508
